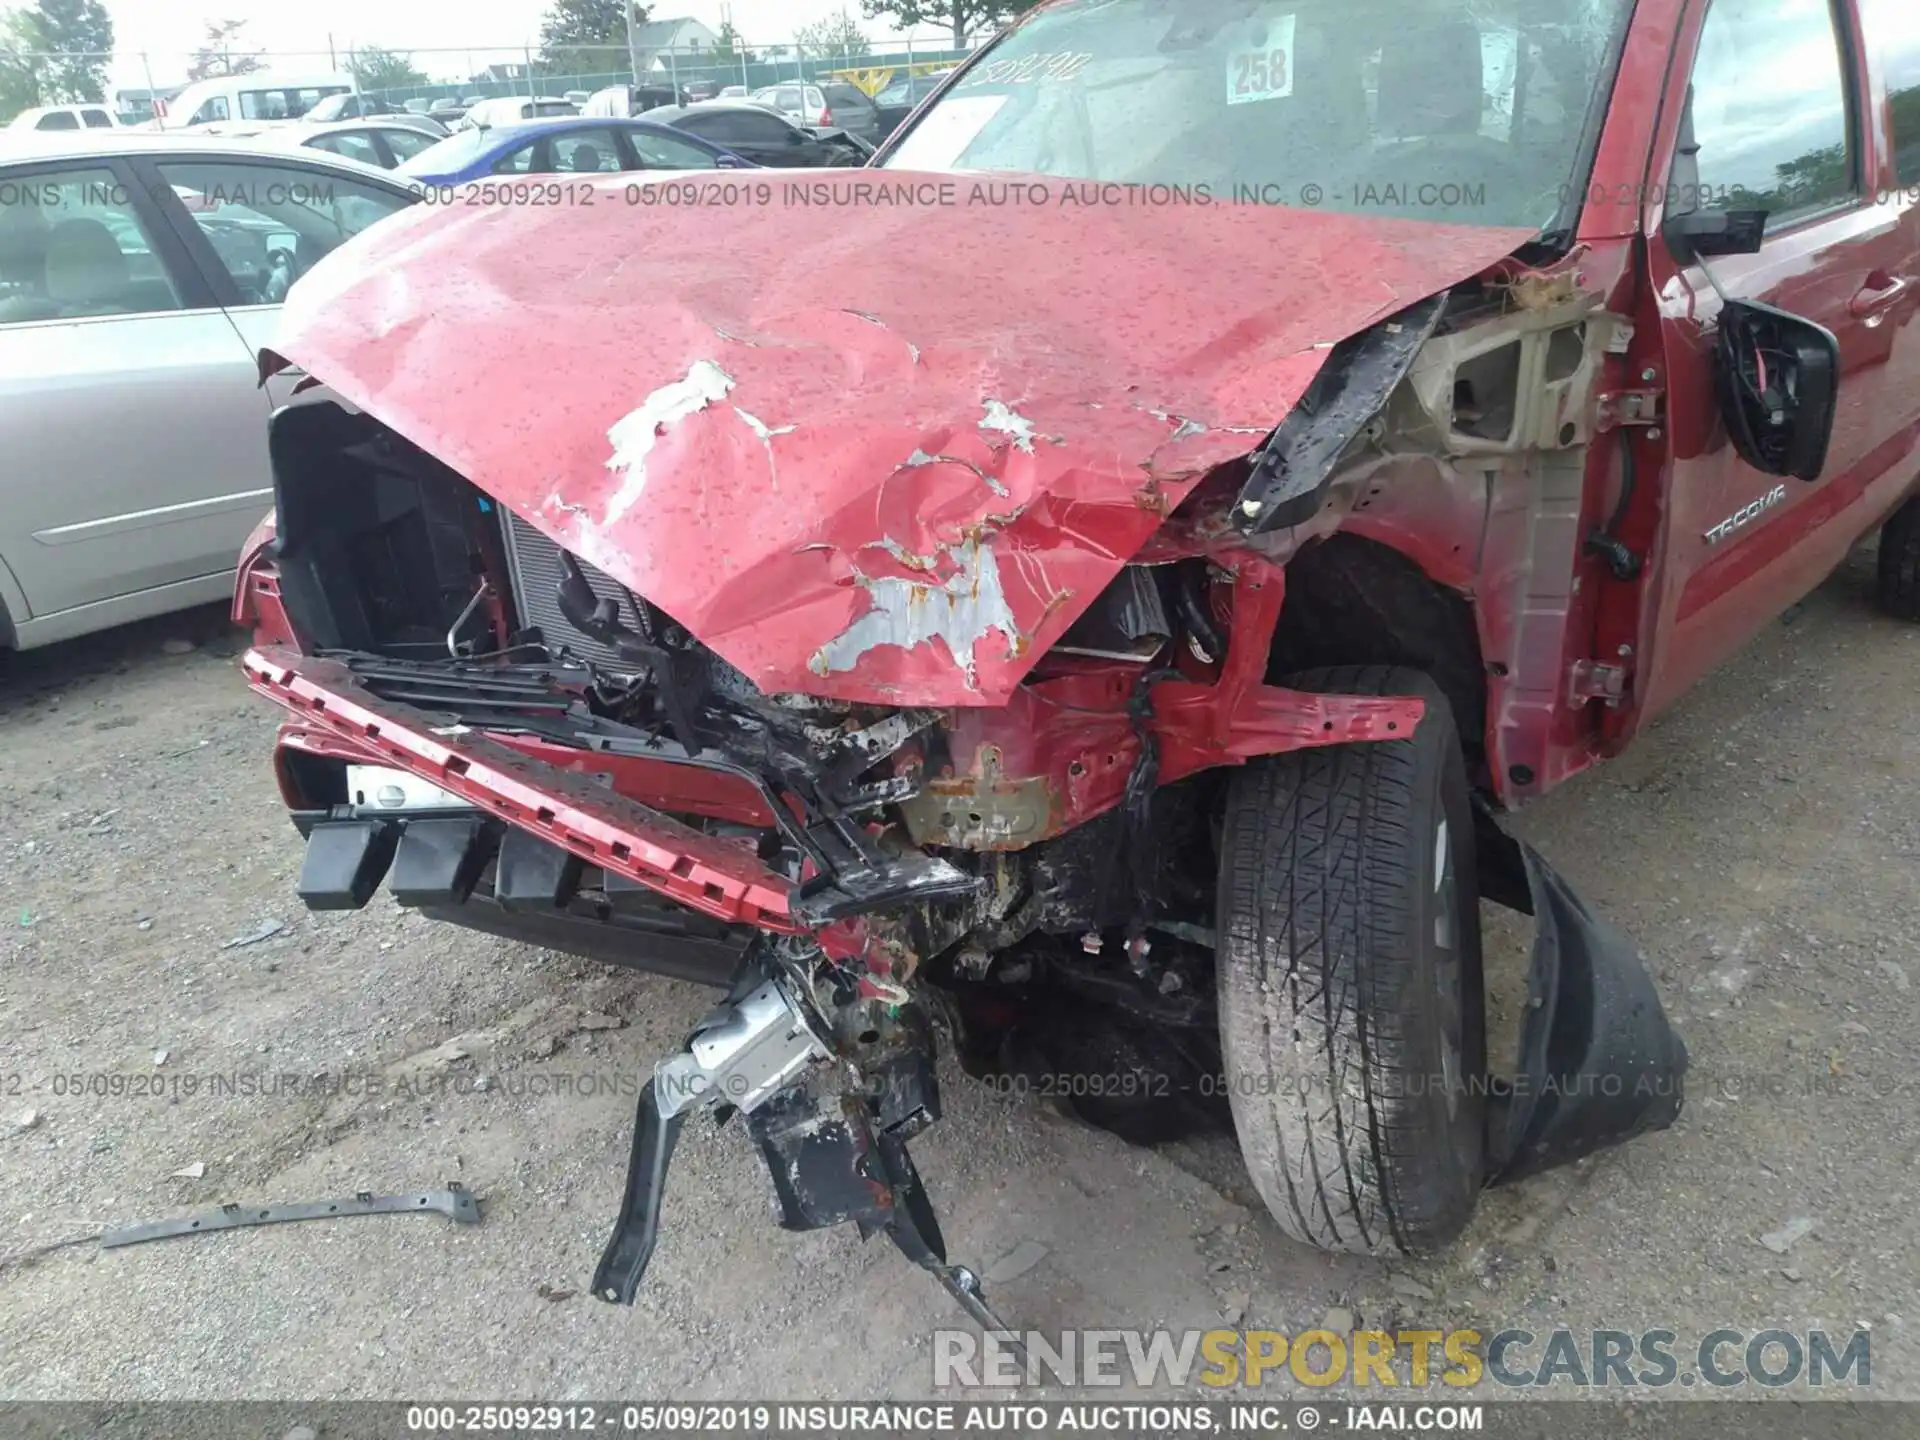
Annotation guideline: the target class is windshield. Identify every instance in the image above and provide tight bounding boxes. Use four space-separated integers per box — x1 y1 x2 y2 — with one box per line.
882 0 1630 230
400 127 490 176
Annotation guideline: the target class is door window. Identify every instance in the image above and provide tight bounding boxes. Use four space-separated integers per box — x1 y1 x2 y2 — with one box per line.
492 141 540 174
309 130 385 167
155 160 411 304
1860 0 1920 186
627 128 723 168
1688 0 1855 226
34 110 79 130
82 108 114 128
382 128 438 161
189 96 230 124
552 130 621 173
0 167 183 324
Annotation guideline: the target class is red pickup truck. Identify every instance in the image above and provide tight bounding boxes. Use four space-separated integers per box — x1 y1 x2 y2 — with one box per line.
234 0 1920 1320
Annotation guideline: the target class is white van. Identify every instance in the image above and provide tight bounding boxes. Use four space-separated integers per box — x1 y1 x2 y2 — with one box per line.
159 73 354 127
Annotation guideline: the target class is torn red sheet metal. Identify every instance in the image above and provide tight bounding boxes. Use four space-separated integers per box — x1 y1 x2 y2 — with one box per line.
269 174 1533 705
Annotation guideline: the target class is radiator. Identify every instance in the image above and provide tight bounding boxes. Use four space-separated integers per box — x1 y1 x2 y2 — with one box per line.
499 509 631 667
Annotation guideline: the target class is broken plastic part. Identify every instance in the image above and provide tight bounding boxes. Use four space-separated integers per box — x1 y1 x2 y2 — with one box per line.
1478 824 1688 1184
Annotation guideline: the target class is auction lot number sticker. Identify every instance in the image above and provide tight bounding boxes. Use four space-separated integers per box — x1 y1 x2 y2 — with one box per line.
1228 13 1297 105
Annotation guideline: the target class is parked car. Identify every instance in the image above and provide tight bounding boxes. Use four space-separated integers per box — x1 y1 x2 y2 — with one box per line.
285 119 452 170
160 72 354 127
749 83 827 125
564 90 592 106
0 132 415 652
580 83 689 117
871 69 952 140
427 98 468 123
403 98 435 115
683 79 721 103
229 0 1920 1320
398 116 752 185
8 104 119 132
812 82 881 144
717 85 748 99
303 93 399 122
458 96 579 131
649 102 869 167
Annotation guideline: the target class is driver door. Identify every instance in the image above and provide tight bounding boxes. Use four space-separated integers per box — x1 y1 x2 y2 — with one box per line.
138 153 415 470
0 156 270 621
1637 0 1920 716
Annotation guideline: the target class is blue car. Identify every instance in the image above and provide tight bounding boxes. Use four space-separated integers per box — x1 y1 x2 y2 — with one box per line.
398 116 753 186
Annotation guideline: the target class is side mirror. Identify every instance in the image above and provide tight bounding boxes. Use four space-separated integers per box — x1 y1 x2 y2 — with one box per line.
715 153 745 168
1712 298 1840 481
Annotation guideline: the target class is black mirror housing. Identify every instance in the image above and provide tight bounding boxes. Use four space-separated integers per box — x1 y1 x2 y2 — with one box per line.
1712 298 1840 482
1665 208 1768 263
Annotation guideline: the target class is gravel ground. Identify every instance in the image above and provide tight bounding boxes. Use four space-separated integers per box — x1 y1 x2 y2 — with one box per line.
0 546 1915 1404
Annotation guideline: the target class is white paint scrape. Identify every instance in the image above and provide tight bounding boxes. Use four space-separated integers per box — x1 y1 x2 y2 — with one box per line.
979 398 1036 453
813 539 1021 683
603 360 735 521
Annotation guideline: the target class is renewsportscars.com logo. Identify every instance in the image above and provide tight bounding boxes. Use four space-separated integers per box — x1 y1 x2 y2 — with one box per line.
934 1327 1871 1390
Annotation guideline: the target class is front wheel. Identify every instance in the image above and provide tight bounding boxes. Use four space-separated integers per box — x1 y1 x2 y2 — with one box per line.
1216 666 1485 1257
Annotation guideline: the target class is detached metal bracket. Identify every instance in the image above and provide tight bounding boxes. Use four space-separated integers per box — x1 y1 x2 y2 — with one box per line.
100 1183 481 1249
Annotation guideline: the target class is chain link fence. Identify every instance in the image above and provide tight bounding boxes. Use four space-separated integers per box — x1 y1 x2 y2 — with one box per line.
3 39 978 127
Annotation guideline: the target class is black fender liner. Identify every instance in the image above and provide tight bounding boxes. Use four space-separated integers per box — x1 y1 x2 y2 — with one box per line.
1475 806 1688 1183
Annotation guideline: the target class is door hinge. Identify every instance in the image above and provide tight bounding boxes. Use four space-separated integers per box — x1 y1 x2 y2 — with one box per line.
1569 658 1631 706
1595 388 1665 431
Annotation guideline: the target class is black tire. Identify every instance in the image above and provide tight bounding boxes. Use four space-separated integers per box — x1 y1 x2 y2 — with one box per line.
1216 665 1484 1256
1879 497 1920 621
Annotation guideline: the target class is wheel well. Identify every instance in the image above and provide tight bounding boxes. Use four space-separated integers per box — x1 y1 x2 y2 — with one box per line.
1268 533 1487 780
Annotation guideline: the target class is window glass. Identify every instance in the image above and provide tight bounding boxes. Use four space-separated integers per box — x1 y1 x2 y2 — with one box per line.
0 167 183 324
238 86 346 120
399 127 489 175
628 128 723 168
82 109 114 129
1689 0 1853 223
35 110 79 130
310 131 384 167
693 109 787 144
551 131 620 172
156 160 410 304
382 128 438 161
492 142 540 174
190 96 230 124
884 0 1632 231
1861 0 1920 186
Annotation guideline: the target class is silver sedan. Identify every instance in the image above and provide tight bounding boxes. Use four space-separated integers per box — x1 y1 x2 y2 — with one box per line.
0 132 418 651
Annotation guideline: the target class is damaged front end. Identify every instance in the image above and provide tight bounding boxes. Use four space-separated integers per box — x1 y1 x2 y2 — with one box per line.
236 181 1684 1316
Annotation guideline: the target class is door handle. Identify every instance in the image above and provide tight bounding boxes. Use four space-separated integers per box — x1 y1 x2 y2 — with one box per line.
1849 273 1911 318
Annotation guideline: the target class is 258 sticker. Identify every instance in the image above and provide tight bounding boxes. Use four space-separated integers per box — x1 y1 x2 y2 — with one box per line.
1227 14 1296 105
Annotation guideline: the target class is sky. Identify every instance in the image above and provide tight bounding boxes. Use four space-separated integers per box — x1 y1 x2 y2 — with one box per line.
102 0 952 91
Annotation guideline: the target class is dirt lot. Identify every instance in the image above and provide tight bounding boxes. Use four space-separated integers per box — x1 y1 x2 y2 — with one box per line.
1 546 1916 1404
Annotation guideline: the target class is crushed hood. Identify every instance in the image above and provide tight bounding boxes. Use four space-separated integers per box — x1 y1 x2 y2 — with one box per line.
271 172 1531 705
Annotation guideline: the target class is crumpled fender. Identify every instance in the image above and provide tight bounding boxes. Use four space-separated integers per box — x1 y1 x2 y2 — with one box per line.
1477 815 1688 1183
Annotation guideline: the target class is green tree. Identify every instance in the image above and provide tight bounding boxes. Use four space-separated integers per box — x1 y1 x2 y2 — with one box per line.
187 18 264 81
859 0 1038 47
23 0 110 102
539 0 640 77
347 45 427 93
0 10 41 124
796 11 868 60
